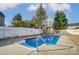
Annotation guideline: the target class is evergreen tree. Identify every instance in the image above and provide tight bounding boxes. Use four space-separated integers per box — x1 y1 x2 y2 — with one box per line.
53 11 68 30
13 13 22 21
34 4 47 27
12 13 22 27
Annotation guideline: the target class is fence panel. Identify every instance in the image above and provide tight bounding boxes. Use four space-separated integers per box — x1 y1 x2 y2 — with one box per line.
0 27 5 39
5 27 18 38
0 27 41 39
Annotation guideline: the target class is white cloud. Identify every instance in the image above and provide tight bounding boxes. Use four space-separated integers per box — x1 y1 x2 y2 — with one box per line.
27 4 47 12
0 3 19 10
27 4 40 12
48 3 71 12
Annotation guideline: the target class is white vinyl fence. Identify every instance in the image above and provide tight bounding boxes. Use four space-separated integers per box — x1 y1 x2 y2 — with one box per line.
66 29 79 35
0 27 41 39
60 29 79 35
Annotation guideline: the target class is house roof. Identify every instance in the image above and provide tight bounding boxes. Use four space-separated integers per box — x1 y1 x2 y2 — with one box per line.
0 12 5 17
68 23 79 26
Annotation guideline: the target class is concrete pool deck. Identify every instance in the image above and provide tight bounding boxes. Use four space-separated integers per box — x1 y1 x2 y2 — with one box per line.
0 36 79 55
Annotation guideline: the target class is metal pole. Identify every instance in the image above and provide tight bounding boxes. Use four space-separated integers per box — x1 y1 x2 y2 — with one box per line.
4 26 5 40
16 24 19 38
36 25 41 52
36 37 38 52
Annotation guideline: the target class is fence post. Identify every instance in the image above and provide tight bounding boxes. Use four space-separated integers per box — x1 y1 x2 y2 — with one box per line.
4 26 5 40
17 27 18 37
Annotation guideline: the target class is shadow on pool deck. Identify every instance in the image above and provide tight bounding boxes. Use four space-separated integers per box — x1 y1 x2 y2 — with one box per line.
0 35 39 47
27 45 74 55
37 45 73 52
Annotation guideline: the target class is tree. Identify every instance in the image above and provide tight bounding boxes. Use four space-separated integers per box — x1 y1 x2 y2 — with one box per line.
53 11 68 30
13 13 22 21
12 13 22 27
33 4 48 28
29 17 38 28
30 20 38 28
22 20 31 27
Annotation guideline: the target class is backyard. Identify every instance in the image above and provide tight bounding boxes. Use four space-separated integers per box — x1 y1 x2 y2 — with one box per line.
0 3 79 55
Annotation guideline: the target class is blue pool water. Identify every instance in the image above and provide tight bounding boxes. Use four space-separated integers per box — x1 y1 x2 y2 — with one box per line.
21 35 60 48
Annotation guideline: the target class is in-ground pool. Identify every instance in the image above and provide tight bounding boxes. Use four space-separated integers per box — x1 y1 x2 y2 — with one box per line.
21 35 60 48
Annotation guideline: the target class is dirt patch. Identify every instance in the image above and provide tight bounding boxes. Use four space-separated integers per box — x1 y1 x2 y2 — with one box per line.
66 35 79 46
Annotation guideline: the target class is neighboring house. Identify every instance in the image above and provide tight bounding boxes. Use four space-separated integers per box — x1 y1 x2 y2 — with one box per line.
0 12 5 26
68 23 79 29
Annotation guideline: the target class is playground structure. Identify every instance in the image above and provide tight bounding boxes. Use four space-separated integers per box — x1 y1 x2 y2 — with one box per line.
41 20 53 34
